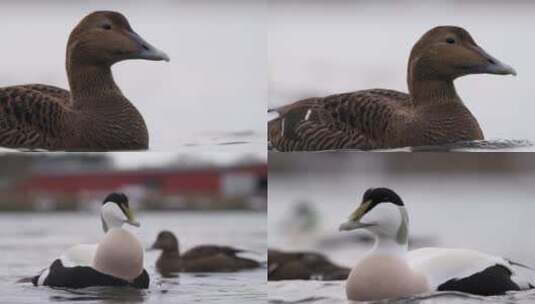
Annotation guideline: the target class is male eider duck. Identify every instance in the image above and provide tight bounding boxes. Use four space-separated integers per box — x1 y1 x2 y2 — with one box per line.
339 187 533 301
268 249 350 281
0 11 169 151
31 193 149 289
268 26 516 151
150 230 261 274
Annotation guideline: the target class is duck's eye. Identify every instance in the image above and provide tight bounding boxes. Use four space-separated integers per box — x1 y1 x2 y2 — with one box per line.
102 24 112 30
446 37 456 44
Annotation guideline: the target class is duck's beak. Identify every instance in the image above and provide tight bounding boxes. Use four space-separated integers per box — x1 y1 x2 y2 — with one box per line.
471 45 516 76
338 199 374 231
125 207 141 227
129 31 170 62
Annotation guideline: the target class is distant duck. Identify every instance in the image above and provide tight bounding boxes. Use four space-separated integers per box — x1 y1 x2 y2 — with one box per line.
150 230 261 274
0 11 169 151
30 193 149 289
339 187 533 301
269 26 516 151
268 249 350 281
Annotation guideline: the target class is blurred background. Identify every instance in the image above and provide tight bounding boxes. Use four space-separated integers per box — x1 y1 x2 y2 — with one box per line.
0 152 267 303
0 153 266 211
0 0 267 152
269 152 535 302
269 0 534 145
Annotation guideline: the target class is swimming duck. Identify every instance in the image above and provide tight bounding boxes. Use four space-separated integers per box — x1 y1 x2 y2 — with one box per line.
339 187 533 301
0 11 169 151
31 193 149 289
150 230 261 274
268 249 350 281
268 26 516 151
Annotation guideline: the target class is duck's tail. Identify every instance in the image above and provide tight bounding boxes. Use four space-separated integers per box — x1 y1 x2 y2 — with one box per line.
16 275 39 286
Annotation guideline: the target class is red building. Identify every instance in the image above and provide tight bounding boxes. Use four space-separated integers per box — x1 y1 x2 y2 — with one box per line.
14 163 267 211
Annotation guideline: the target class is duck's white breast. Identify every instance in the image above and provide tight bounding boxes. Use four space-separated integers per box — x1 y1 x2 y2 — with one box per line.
346 254 430 301
92 228 143 281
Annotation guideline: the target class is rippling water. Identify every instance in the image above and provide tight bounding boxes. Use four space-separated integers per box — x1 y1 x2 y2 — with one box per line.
269 281 535 304
0 211 266 303
268 139 534 152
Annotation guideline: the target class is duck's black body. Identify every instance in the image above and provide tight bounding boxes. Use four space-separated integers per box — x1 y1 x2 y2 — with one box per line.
32 259 149 289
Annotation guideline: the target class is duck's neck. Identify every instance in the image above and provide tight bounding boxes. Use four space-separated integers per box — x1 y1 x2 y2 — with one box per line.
371 235 408 257
161 248 181 259
369 208 409 257
408 64 461 106
66 61 125 109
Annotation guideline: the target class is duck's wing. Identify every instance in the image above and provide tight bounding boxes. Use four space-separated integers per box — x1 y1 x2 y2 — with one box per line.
408 248 532 295
0 86 71 149
268 249 349 280
268 89 411 151
59 244 98 267
17 84 71 105
181 245 246 260
181 254 259 272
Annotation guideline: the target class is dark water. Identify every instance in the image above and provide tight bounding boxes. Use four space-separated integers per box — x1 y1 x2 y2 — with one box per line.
0 211 266 303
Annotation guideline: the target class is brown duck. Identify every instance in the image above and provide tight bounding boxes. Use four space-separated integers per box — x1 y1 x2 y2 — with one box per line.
150 231 261 274
0 11 169 151
268 26 516 151
268 249 350 281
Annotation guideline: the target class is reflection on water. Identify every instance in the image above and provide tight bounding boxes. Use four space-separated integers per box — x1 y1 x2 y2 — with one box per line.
0 211 266 304
268 153 535 303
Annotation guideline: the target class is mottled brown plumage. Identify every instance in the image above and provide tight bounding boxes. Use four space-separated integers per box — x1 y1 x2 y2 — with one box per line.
268 249 350 281
0 11 169 151
268 26 516 151
150 231 261 274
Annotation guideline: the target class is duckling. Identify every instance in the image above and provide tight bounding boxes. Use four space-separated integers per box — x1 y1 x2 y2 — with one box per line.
269 26 516 151
31 193 149 289
0 11 169 151
268 249 350 281
339 187 533 301
150 230 261 274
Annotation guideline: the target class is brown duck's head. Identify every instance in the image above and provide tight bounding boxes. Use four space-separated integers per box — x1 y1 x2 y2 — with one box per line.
408 26 516 82
67 11 170 66
150 230 179 253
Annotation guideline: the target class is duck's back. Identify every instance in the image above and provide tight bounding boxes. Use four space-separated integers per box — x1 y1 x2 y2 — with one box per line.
268 89 412 151
0 85 73 149
18 84 71 105
182 245 244 260
181 253 259 272
408 248 528 294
